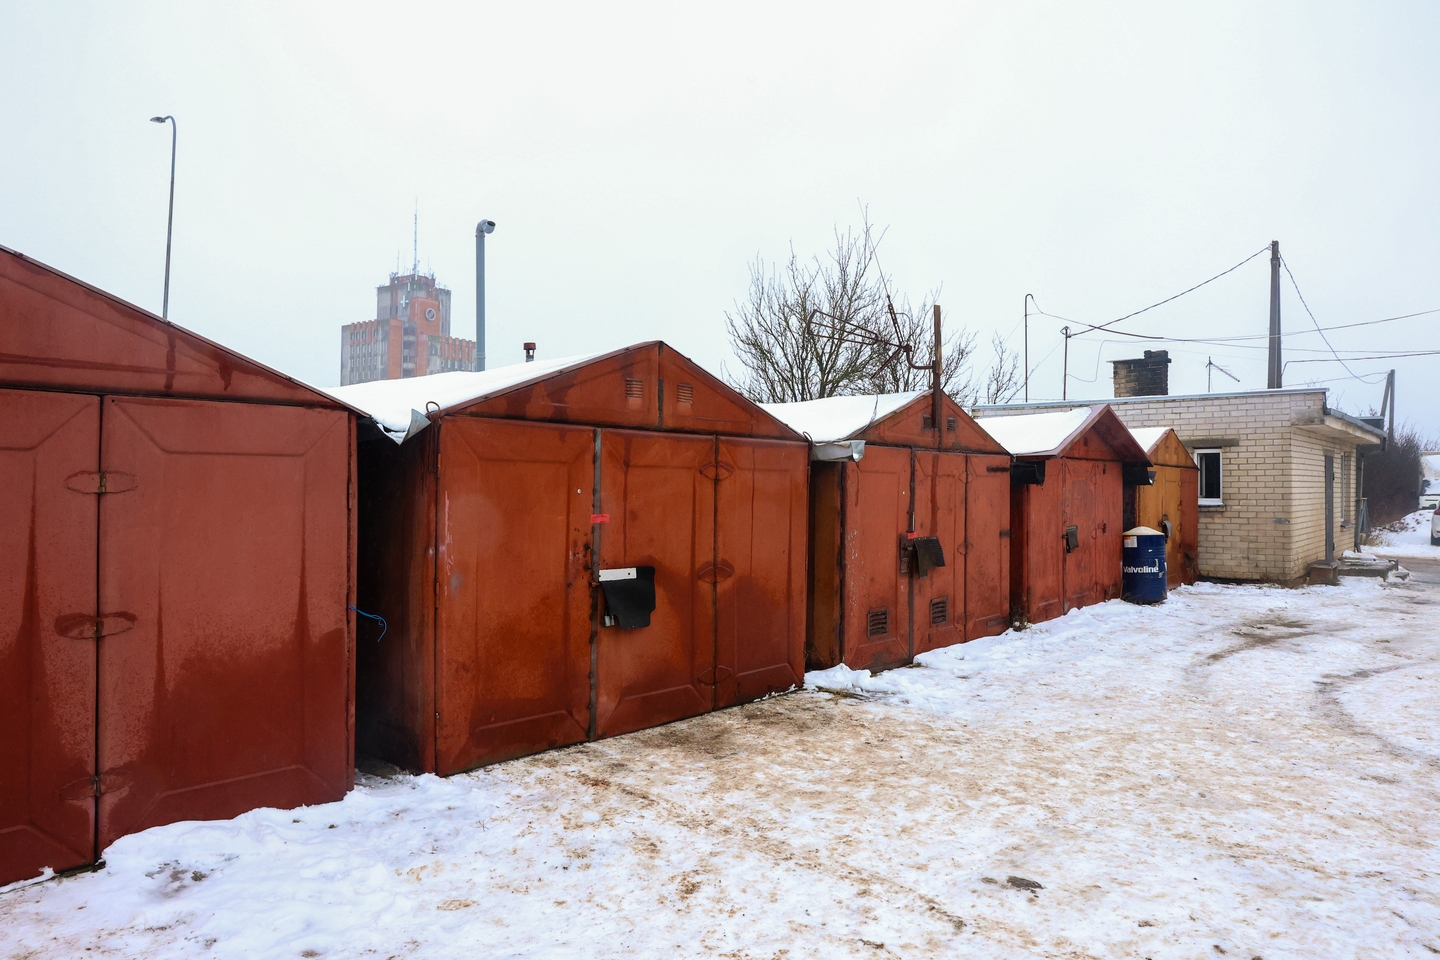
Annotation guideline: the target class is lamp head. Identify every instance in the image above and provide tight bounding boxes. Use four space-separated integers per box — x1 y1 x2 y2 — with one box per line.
150 116 167 123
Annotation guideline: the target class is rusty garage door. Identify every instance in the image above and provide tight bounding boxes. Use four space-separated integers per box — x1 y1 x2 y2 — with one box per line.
841 445 912 672
1061 458 1123 614
434 418 595 775
0 389 100 885
97 397 353 850
713 437 808 708
912 451 966 657
595 429 717 739
965 454 1013 639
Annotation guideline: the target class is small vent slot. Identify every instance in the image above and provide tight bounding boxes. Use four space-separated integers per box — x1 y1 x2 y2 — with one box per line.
867 608 889 638
946 416 957 432
676 383 694 404
625 378 644 400
930 597 949 625
921 414 935 430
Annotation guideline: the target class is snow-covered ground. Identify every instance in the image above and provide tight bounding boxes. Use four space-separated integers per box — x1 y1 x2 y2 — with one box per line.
1368 509 1440 560
4 578 1438 959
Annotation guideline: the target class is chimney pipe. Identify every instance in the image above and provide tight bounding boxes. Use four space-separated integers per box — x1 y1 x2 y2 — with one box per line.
523 342 536 363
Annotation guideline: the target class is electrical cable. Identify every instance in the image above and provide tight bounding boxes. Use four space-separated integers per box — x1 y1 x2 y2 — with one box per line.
1280 257 1361 380
1067 245 1272 336
348 605 387 642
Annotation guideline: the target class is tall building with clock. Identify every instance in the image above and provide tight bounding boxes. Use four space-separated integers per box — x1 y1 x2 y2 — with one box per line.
339 269 477 384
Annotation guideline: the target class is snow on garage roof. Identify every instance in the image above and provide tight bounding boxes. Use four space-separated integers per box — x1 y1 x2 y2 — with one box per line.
974 406 1095 456
759 391 926 442
1127 426 1170 455
324 351 606 440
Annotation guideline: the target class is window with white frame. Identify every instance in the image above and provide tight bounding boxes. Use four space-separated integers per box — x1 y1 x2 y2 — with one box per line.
1196 449 1223 505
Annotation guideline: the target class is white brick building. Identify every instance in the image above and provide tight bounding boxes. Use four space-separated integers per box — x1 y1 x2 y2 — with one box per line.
971 389 1386 583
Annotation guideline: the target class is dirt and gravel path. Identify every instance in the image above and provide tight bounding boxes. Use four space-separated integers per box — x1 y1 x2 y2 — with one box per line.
3 577 1437 959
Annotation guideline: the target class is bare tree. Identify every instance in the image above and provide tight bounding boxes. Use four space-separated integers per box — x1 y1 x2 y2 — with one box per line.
724 225 889 403
981 332 1023 405
727 215 1018 405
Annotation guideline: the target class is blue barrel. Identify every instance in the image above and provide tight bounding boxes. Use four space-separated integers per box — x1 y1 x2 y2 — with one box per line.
1122 526 1167 604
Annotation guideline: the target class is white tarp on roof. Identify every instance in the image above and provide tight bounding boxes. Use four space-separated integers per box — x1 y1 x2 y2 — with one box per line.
323 352 605 441
760 391 924 443
974 406 1096 456
1127 426 1169 455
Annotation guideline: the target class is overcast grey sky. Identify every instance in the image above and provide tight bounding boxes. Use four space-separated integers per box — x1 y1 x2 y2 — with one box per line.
4 1 1437 434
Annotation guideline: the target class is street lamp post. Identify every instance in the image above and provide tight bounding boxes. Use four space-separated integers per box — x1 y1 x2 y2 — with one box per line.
149 115 177 319
475 219 495 371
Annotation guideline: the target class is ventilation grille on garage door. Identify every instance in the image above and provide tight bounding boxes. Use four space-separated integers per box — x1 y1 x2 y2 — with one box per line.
867 608 889 637
625 378 644 399
930 597 949 625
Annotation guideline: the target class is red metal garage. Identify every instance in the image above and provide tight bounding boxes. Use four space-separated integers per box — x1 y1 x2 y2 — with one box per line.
336 343 810 775
975 405 1151 626
763 391 1013 673
0 246 357 887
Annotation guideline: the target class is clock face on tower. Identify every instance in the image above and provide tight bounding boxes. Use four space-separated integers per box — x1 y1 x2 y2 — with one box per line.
425 307 436 321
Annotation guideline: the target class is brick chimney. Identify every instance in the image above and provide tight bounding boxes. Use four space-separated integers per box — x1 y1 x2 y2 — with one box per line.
1110 349 1171 397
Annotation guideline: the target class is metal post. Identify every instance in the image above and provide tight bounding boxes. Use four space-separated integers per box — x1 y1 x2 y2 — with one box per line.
1267 240 1281 388
932 304 943 444
149 115 177 319
475 219 495 370
1061 326 1070 401
1023 294 1032 402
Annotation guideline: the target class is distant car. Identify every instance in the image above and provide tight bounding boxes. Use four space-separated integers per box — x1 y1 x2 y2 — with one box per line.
1433 505 1440 547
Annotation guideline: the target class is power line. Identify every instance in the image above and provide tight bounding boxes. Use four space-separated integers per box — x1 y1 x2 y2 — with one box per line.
1068 245 1272 336
1031 305 1440 354
1280 256 1360 380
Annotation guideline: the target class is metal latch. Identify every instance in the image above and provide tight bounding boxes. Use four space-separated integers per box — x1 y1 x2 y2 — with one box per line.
65 471 138 495
1064 525 1080 553
696 560 734 584
54 612 137 639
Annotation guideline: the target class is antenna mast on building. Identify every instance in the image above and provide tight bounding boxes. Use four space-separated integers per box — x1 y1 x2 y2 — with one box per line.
1206 356 1240 393
413 201 419 278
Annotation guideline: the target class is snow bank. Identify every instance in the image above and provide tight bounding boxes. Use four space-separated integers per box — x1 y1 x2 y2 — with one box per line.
973 406 1095 456
1367 509 1440 559
760 392 924 442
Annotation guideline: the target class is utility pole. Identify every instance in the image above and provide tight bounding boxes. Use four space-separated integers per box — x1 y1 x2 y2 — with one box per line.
1061 326 1070 401
1267 240 1282 388
1379 369 1396 441
932 304 943 441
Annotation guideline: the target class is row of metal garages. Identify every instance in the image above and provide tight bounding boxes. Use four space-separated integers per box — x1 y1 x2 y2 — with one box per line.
0 249 1198 885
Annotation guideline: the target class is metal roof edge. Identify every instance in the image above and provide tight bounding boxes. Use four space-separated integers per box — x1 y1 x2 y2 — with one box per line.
1321 405 1388 440
0 243 366 417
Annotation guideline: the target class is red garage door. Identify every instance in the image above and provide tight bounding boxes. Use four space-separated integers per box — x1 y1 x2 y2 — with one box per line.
434 418 595 775
595 429 716 738
0 389 100 886
97 397 352 849
965 454 1012 639
714 437 807 708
